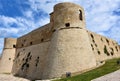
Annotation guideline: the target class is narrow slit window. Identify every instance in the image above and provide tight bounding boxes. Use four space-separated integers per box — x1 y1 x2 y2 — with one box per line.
79 10 83 20
30 42 32 45
90 34 94 39
41 39 44 42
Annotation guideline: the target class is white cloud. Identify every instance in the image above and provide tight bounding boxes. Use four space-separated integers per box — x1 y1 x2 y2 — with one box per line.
82 0 120 44
24 10 33 18
0 28 19 35
35 17 50 27
0 15 17 27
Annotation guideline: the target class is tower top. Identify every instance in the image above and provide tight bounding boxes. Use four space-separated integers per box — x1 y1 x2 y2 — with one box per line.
4 38 16 49
50 2 86 29
54 2 84 11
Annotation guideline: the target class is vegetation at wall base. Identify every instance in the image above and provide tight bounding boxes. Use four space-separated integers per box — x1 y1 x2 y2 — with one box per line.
54 58 120 81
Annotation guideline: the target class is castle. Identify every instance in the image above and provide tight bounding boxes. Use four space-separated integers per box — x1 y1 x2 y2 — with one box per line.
0 2 120 80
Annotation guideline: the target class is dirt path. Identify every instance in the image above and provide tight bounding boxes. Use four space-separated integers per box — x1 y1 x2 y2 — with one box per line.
92 69 120 81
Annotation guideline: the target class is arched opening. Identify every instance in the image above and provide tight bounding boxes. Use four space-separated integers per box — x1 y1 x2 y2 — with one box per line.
30 42 33 45
79 10 83 20
41 38 44 42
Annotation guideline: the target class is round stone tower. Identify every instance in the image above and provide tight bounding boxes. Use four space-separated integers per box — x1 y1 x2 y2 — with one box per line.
0 38 16 73
50 2 86 29
4 38 16 49
43 2 96 79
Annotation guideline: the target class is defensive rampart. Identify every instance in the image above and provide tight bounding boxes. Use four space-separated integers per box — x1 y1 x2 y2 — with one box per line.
0 2 119 80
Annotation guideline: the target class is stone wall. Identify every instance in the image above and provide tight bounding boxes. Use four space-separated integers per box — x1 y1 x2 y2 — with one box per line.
0 38 16 73
12 23 53 80
52 2 86 29
17 23 52 48
10 2 120 80
12 42 50 80
88 31 120 63
42 28 96 79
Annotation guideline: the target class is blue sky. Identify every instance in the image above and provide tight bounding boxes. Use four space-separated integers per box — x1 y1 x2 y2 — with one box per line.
0 0 120 54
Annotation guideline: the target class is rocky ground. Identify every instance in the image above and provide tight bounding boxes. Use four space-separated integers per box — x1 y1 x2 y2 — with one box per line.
1 70 120 81
92 69 120 81
0 74 51 81
0 74 30 81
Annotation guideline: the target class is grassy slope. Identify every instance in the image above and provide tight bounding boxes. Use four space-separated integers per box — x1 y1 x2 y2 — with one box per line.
54 58 120 81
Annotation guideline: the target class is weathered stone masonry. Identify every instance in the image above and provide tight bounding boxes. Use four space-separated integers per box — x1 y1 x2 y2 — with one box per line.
0 2 120 80
0 38 16 73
